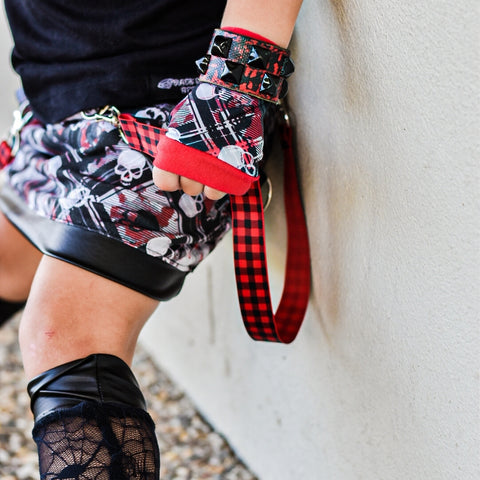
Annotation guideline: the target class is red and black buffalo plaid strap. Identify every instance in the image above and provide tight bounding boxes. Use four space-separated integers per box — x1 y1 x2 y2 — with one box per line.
230 120 310 343
118 113 166 157
118 112 310 343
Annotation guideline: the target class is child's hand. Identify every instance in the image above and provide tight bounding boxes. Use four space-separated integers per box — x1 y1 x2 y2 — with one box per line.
152 165 227 201
152 83 266 199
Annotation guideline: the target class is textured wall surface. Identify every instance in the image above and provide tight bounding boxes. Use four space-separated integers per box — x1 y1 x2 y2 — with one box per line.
1 1 479 479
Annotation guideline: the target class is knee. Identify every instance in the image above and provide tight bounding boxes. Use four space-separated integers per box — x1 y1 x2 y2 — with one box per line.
18 311 98 380
18 302 141 380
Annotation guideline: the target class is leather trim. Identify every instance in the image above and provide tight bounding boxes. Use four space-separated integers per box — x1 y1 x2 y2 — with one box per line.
27 354 146 421
0 183 187 301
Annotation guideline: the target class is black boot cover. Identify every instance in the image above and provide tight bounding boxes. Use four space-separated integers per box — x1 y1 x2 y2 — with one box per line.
28 354 160 480
0 298 25 326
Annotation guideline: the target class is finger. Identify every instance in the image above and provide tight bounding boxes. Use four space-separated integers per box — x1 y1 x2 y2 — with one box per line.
203 186 227 201
152 167 181 191
180 176 204 197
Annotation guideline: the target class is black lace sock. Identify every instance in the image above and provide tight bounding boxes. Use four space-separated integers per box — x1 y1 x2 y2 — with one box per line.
28 354 160 480
0 298 25 327
32 401 159 480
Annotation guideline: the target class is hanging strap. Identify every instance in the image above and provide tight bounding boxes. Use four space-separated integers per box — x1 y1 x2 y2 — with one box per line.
230 119 311 343
119 111 310 343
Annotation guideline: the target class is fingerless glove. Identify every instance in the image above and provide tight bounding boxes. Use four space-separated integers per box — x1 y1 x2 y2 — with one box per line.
154 28 294 195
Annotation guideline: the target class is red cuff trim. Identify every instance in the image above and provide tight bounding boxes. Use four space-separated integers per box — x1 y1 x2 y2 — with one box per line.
222 26 274 45
154 135 257 196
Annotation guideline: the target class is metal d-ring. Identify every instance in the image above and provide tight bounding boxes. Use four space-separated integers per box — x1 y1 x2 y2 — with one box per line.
262 176 273 211
81 105 128 143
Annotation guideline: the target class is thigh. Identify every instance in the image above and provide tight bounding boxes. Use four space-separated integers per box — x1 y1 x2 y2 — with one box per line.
19 256 159 379
0 211 42 301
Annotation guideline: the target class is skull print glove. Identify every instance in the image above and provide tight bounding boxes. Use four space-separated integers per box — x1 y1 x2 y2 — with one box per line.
153 28 295 196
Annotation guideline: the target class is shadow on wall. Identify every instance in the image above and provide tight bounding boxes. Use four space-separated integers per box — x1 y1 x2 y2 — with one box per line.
289 0 378 341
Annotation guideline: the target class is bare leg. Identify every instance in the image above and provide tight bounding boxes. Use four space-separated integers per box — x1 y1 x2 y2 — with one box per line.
20 255 159 379
0 212 42 302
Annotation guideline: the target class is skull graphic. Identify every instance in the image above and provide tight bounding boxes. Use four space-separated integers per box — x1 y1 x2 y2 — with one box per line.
179 193 204 218
115 149 147 185
146 236 172 257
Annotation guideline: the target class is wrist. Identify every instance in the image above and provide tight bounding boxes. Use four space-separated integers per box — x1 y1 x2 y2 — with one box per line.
222 26 274 44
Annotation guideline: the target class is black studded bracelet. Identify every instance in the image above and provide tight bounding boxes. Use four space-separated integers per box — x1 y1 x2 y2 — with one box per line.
196 29 295 103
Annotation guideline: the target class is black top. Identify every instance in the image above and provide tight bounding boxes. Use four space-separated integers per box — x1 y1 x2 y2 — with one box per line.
5 0 226 123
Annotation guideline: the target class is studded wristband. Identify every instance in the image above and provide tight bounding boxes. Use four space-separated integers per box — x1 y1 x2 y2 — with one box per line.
196 29 295 103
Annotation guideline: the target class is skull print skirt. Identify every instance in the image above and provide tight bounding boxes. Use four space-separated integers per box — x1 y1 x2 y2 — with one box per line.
0 102 232 300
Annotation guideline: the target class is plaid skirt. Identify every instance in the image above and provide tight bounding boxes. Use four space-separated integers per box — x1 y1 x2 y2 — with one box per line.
0 101 232 300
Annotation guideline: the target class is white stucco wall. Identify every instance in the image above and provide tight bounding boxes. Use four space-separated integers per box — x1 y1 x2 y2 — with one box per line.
1 1 478 479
